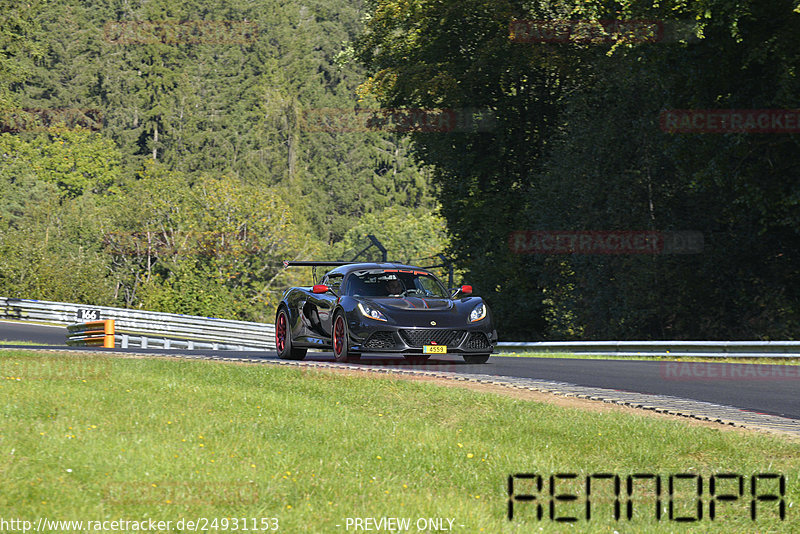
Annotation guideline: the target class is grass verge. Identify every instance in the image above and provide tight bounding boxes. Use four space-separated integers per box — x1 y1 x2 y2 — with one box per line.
0 339 47 346
0 349 797 533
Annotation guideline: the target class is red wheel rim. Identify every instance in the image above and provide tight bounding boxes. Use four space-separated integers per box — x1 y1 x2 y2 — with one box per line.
333 316 344 356
276 312 287 352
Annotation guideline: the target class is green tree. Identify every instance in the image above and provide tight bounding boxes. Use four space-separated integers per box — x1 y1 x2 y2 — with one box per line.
19 0 436 245
0 0 44 112
356 0 571 338
356 0 800 340
103 163 316 320
0 127 121 197
534 0 800 339
0 180 114 304
330 205 449 262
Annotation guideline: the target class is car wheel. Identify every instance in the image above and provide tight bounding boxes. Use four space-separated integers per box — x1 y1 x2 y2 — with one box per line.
404 355 430 364
276 308 307 360
332 312 357 362
462 354 490 364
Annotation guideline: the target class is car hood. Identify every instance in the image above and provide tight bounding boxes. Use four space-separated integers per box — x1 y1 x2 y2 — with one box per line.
365 297 453 311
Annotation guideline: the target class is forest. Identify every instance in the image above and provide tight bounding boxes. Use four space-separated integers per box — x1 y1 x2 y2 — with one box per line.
1 0 799 340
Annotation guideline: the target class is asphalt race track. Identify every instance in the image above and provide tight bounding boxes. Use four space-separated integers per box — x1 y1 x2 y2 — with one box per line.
2 320 798 423
0 320 69 345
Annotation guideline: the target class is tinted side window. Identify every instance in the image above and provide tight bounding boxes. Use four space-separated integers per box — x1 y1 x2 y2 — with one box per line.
324 273 343 291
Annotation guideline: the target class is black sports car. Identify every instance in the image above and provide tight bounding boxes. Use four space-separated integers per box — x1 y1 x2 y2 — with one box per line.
275 261 497 363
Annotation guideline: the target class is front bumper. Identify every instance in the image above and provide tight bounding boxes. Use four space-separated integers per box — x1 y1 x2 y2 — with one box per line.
349 324 497 354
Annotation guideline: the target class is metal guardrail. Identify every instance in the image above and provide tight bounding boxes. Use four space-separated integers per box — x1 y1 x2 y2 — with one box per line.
1 297 274 351
3 297 799 357
496 341 800 358
115 335 269 351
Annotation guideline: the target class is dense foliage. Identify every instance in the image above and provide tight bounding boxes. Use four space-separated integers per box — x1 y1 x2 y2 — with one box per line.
356 0 800 340
0 0 440 322
2 0 798 339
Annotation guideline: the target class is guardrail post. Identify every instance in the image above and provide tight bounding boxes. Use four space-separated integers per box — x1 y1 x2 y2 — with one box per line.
104 319 115 348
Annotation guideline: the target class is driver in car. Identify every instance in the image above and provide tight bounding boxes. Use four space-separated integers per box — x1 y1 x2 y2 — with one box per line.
385 278 405 296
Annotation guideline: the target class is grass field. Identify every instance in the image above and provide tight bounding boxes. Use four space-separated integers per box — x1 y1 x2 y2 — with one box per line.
0 349 797 533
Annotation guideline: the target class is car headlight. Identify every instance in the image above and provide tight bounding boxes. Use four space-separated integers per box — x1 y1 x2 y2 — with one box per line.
358 302 387 322
469 303 487 322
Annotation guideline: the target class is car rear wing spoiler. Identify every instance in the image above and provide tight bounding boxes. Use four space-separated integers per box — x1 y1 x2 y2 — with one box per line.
283 260 358 284
282 261 356 267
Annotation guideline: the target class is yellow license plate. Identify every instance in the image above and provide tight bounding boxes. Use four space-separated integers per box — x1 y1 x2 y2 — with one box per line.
423 345 447 354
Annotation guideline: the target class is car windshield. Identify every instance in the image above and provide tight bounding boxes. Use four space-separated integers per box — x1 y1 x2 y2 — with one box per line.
347 270 449 298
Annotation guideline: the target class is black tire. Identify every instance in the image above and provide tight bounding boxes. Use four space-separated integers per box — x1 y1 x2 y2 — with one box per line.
275 308 307 360
404 355 430 364
462 354 490 364
332 311 357 362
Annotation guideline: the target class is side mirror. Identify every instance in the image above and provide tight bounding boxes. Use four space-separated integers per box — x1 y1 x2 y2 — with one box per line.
312 284 329 294
451 285 473 297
